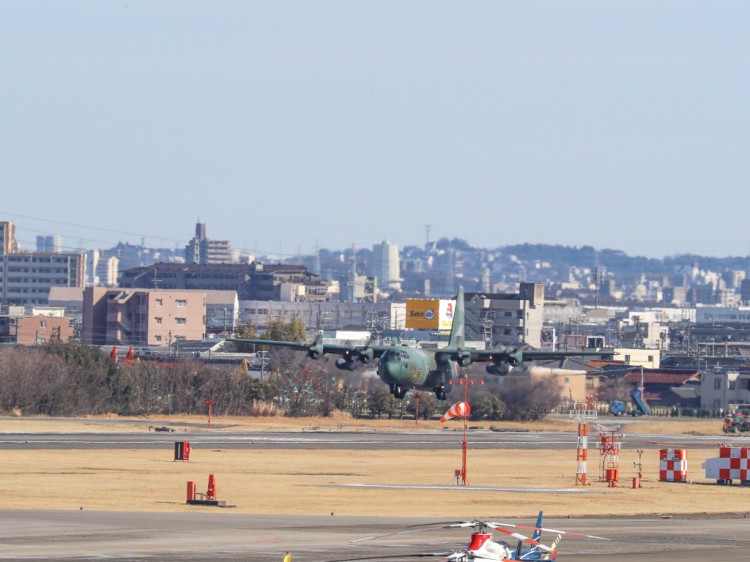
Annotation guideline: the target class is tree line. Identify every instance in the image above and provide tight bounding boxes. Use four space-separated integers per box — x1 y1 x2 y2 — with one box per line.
0 339 561 421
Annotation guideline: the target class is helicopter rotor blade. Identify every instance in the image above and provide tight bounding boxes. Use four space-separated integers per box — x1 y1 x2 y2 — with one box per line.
441 521 484 529
351 525 455 544
486 522 608 541
324 553 451 562
483 525 556 554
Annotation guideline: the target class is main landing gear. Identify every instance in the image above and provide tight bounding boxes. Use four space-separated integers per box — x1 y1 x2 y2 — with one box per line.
434 384 447 401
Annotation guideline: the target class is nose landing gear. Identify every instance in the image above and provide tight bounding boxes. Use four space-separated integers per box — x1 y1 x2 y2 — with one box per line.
390 384 407 399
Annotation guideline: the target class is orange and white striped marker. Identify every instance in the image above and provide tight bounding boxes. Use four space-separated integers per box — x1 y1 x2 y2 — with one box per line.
441 401 471 422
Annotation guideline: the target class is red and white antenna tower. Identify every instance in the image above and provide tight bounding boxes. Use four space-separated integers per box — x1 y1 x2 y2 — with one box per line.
569 395 597 486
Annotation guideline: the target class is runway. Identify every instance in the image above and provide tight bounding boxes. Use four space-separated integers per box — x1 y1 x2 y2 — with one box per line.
0 510 748 561
0 426 740 451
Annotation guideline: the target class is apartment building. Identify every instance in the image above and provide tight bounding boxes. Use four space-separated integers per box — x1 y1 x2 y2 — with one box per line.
370 241 401 292
36 235 61 253
1 252 85 306
0 221 19 257
120 262 328 301
0 221 85 306
238 300 399 331
700 369 750 411
86 249 119 286
83 288 206 346
464 283 546 348
185 223 231 264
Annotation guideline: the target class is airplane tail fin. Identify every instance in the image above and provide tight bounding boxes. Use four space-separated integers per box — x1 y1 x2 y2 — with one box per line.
448 286 465 349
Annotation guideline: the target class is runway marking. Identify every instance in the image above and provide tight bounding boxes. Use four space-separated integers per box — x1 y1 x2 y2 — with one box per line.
329 483 602 494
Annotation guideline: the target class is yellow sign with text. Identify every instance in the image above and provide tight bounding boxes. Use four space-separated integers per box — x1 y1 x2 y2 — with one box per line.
405 299 440 329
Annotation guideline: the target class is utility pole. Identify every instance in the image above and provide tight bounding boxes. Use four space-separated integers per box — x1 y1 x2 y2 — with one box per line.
639 365 645 406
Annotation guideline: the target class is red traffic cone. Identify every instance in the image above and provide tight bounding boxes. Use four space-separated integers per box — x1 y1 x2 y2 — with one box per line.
206 474 217 500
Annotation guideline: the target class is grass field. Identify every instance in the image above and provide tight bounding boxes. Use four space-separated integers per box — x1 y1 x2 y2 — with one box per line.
0 415 742 520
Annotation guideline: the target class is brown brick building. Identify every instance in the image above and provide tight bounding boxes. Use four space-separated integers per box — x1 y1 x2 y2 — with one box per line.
16 316 75 345
83 288 206 346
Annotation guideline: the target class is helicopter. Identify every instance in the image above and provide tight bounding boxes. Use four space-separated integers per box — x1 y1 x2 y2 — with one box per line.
230 286 603 400
328 511 607 561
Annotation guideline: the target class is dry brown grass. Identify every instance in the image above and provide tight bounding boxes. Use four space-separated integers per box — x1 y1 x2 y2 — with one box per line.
617 418 727 436
0 414 742 519
0 446 740 519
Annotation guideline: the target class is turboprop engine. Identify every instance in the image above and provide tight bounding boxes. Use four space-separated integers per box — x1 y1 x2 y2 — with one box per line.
485 348 525 376
334 346 375 371
485 362 512 376
335 357 359 371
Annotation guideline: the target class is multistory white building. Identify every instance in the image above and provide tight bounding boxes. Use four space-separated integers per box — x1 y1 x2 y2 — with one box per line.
36 235 61 253
371 241 401 292
1 253 85 306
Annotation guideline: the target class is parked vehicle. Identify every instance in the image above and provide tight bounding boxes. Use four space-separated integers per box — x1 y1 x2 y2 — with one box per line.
723 412 750 433
609 389 649 416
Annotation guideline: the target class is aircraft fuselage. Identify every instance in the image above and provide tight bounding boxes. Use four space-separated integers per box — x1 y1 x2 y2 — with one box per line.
376 346 456 399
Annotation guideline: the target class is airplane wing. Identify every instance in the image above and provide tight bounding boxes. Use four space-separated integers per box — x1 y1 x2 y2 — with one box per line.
472 347 604 365
434 346 606 374
228 338 389 364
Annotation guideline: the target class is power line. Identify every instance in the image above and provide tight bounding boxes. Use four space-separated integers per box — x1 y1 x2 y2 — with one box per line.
0 211 184 245
1 212 306 258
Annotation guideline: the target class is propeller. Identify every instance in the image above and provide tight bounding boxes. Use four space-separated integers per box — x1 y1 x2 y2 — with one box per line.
356 345 375 364
305 333 325 359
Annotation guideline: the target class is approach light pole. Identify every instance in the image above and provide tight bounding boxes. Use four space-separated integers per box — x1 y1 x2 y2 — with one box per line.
458 377 474 486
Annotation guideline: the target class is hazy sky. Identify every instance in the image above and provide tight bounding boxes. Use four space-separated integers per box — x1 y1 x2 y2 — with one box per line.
2 1 749 259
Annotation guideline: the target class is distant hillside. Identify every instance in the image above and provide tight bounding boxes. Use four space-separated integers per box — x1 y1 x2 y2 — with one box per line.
500 244 750 276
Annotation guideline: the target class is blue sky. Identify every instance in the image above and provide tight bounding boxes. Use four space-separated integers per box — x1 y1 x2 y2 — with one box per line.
2 1 749 259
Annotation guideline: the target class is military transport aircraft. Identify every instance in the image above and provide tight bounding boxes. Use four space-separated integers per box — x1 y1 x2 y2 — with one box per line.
230 287 602 400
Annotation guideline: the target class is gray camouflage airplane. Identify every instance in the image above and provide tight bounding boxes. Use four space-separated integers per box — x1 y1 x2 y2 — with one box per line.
231 286 601 400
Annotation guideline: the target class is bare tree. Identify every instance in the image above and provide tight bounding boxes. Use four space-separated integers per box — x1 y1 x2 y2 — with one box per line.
497 374 563 421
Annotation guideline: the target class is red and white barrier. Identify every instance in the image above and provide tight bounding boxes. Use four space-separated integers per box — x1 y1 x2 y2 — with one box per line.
659 449 688 482
703 447 750 483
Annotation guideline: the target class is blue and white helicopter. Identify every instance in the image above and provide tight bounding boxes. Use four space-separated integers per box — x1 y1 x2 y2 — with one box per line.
331 512 606 561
